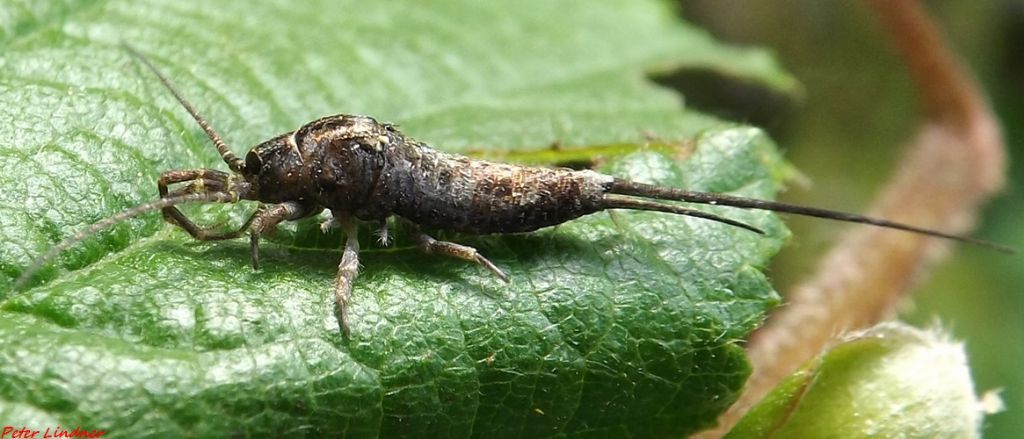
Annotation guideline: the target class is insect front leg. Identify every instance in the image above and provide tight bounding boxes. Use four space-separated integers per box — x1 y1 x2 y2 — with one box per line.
334 214 360 337
158 169 247 240
403 221 510 283
247 201 310 269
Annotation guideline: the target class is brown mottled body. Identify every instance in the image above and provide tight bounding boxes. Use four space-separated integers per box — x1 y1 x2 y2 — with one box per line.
15 47 1009 338
390 143 613 234
274 115 614 234
150 110 645 336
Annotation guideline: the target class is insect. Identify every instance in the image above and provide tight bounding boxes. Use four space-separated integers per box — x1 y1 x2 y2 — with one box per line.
14 47 1013 337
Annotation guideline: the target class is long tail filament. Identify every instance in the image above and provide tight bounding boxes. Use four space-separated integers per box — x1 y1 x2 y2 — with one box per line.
608 179 1014 253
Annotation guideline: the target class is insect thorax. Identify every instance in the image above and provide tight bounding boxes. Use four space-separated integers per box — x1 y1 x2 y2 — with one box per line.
300 115 395 217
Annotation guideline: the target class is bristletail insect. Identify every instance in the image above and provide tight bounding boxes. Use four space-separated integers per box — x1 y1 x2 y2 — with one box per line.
13 46 1014 336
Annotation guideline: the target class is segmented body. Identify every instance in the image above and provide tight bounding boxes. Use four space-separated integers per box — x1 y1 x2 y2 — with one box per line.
16 47 1004 338
381 136 614 233
265 114 615 234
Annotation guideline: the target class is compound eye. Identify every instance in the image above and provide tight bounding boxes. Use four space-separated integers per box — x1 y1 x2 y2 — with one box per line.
245 151 262 174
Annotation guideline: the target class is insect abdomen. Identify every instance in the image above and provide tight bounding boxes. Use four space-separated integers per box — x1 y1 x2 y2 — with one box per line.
388 143 612 234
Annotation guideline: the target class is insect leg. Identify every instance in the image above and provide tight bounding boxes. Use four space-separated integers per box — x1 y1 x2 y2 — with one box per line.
158 169 246 240
158 168 231 194
404 221 510 283
163 194 259 241
319 210 339 234
375 219 391 246
247 201 309 269
13 191 243 290
334 214 360 337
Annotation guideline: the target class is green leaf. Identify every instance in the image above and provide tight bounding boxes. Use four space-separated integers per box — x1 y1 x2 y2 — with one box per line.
0 1 794 437
726 323 997 439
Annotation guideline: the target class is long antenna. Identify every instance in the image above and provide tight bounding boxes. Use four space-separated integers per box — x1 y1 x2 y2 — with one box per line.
610 179 1015 254
13 192 241 290
123 44 246 173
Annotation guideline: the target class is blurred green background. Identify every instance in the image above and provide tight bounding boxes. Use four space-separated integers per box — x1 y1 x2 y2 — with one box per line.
677 1 1024 437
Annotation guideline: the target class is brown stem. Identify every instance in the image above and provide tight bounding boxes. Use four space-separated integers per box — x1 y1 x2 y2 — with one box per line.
698 1 1005 436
